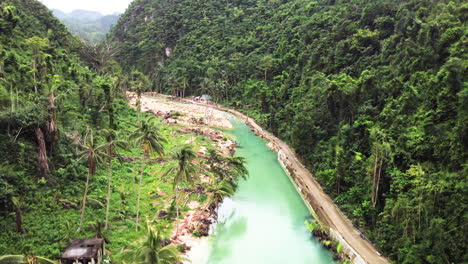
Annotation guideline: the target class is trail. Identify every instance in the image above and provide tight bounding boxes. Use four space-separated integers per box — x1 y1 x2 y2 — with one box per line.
138 93 390 264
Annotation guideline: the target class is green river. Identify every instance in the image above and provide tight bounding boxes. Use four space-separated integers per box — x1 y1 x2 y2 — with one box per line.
189 116 335 264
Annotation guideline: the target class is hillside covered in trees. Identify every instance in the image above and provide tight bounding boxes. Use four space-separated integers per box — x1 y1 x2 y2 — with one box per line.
53 9 120 44
110 0 468 263
0 0 248 262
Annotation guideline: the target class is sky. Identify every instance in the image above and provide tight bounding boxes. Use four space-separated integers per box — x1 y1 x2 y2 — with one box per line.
38 0 133 15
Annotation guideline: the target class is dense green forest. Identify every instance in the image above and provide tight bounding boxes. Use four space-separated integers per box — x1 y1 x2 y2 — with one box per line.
53 9 120 44
111 0 468 263
1 0 467 262
0 0 246 262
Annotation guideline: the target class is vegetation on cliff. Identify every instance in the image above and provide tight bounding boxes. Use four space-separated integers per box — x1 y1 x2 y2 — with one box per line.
53 9 120 44
111 0 468 262
0 0 245 261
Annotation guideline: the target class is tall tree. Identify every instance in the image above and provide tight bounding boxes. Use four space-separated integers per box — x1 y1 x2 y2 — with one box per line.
207 179 235 209
34 126 49 178
369 127 392 207
121 227 185 264
24 36 49 93
130 116 166 231
102 129 127 229
45 75 60 150
165 145 198 237
11 196 24 233
94 76 115 129
76 129 107 231
206 148 248 185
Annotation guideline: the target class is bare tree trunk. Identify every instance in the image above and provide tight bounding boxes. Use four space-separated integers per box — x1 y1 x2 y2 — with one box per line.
175 187 179 238
10 85 14 112
35 127 49 177
15 207 24 233
78 171 91 231
105 158 112 229
33 60 38 93
135 156 146 231
131 159 137 195
46 92 58 150
373 158 383 207
371 147 379 207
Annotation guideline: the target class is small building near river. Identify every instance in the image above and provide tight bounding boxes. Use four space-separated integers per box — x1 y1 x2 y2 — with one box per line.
61 238 105 264
200 94 213 104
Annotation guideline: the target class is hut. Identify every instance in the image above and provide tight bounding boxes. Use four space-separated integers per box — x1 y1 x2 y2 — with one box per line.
200 94 212 104
61 238 105 264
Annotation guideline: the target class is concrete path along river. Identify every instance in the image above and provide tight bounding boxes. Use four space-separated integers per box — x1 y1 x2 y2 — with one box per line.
188 116 335 264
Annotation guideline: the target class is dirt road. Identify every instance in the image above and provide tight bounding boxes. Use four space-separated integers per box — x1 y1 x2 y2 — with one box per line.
141 93 390 264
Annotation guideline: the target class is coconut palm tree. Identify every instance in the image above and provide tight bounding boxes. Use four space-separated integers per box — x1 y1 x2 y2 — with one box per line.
76 129 108 231
121 227 185 264
130 116 166 231
207 179 235 209
102 129 128 229
165 145 198 237
206 148 248 184
0 254 58 264
225 156 249 183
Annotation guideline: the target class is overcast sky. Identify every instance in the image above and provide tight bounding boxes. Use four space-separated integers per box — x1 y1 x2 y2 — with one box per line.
38 0 133 15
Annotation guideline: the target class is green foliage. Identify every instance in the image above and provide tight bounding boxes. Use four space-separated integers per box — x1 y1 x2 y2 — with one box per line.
111 0 468 262
53 10 119 45
0 254 59 264
336 243 343 254
304 220 318 233
119 227 186 264
0 1 241 262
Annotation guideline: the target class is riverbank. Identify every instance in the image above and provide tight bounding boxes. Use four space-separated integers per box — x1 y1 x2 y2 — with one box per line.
126 92 237 259
140 92 390 264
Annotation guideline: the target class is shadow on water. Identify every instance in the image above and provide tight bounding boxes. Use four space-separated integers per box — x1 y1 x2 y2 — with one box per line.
206 213 249 263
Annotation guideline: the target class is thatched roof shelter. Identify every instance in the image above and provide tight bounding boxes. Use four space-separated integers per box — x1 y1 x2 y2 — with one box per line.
61 238 104 264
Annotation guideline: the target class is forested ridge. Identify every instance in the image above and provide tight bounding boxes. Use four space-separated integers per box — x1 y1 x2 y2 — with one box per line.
0 0 247 262
111 0 468 263
53 9 120 45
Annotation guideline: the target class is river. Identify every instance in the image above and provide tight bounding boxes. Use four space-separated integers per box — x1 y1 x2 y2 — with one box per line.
188 116 335 264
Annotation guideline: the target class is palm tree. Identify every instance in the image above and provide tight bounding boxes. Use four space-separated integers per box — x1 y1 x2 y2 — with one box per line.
102 129 127 229
131 155 139 195
165 145 198 238
225 156 249 183
91 221 109 243
62 220 75 244
130 116 166 231
121 227 185 264
206 148 248 184
203 150 248 211
0 254 58 264
76 129 107 231
207 179 235 209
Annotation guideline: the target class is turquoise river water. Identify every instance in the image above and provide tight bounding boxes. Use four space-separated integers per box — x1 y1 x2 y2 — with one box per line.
189 116 334 264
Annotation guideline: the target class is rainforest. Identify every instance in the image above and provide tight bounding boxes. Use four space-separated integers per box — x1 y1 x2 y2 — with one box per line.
0 0 467 263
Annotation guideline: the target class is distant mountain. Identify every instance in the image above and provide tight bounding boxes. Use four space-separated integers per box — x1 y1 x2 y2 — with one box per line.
51 9 67 19
52 9 120 44
69 10 103 21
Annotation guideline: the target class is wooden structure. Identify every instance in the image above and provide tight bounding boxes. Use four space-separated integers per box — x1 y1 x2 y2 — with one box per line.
61 238 105 264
